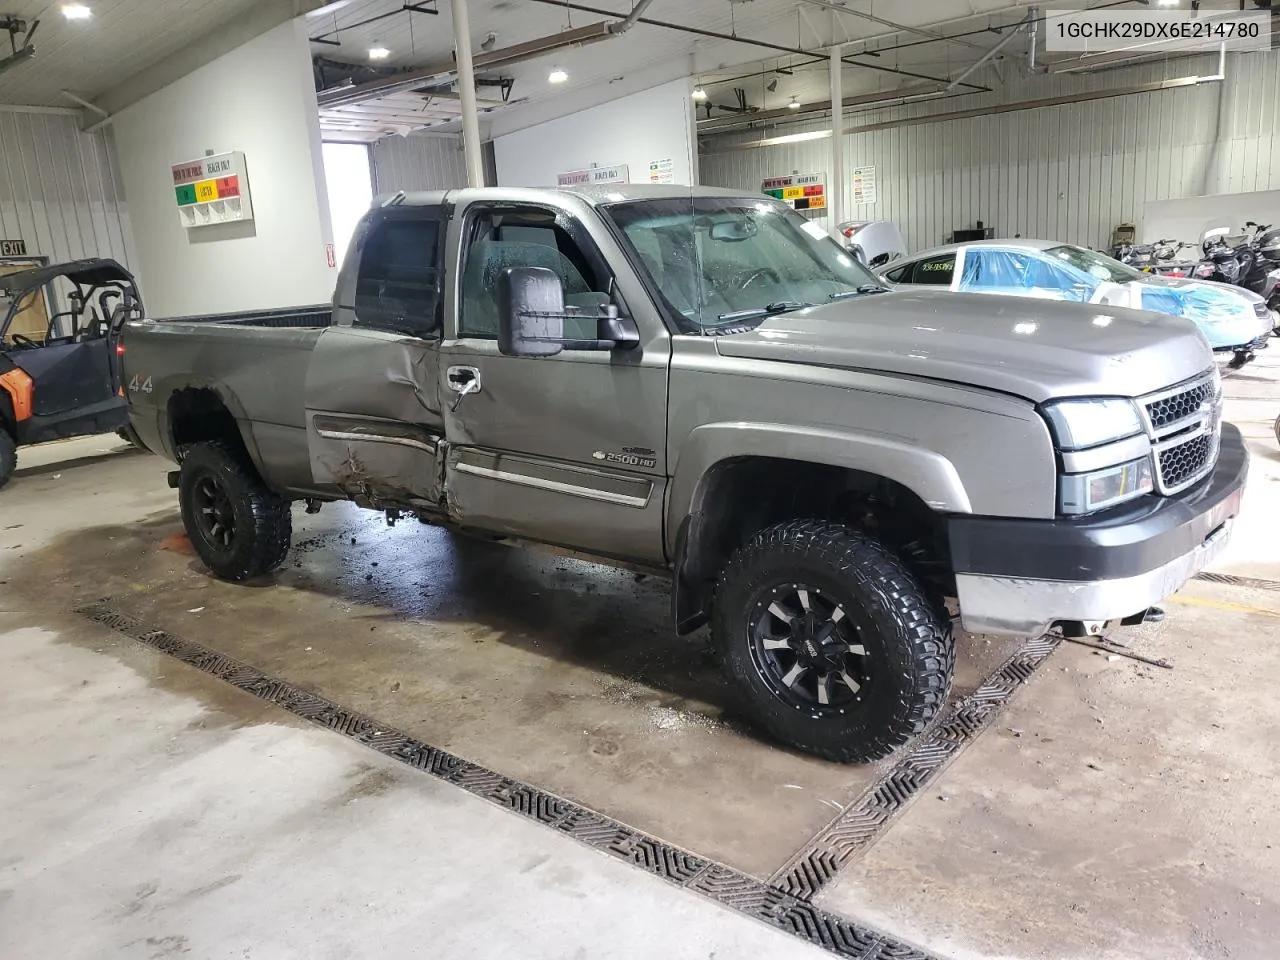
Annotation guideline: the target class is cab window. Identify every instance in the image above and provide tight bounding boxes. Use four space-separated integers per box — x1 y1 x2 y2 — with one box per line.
459 206 612 341
354 215 443 337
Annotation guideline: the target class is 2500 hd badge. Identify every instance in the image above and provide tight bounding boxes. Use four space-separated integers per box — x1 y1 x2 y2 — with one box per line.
592 447 657 469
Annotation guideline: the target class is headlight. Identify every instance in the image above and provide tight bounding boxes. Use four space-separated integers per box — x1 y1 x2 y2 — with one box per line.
1060 457 1154 514
1042 398 1143 451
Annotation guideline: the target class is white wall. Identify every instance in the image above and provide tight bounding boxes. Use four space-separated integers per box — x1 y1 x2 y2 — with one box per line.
700 52 1280 253
112 20 335 318
370 134 469 193
1143 189 1280 245
0 109 135 268
493 78 698 188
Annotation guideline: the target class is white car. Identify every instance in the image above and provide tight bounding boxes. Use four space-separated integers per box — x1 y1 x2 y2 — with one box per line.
877 239 1273 365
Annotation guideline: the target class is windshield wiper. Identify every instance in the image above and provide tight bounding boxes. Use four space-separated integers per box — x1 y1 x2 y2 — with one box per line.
716 300 813 322
829 284 890 301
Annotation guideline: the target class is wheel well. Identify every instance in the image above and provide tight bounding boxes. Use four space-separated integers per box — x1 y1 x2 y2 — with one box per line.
674 457 953 634
168 388 247 460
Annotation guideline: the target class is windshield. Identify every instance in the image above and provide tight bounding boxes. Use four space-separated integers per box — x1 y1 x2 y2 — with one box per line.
1043 244 1144 284
602 196 883 331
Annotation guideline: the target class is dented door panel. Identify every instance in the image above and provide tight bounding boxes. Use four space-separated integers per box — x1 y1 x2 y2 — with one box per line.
304 326 445 509
446 444 666 563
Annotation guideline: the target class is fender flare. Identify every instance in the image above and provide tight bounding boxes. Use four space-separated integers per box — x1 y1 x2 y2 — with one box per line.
669 422 972 551
667 422 972 630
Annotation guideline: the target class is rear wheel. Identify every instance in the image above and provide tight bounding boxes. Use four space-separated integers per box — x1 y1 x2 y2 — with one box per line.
178 441 291 581
116 423 145 449
0 430 15 490
712 519 953 763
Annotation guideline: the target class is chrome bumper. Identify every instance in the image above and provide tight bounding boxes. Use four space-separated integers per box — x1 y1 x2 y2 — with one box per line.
955 519 1232 636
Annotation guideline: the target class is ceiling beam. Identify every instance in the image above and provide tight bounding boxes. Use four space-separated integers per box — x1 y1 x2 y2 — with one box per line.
93 0 332 117
522 0 989 90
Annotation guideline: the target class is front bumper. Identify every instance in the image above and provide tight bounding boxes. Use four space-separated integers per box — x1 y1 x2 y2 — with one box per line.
948 423 1249 636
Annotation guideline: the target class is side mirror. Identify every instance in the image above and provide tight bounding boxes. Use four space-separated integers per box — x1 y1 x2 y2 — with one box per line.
498 267 565 357
498 266 640 356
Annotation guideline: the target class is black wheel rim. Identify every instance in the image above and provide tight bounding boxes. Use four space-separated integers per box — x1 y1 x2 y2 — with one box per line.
747 582 871 716
191 472 236 552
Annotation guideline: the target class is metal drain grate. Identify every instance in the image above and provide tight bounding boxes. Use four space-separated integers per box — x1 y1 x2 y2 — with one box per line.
771 634 1062 900
1195 572 1280 593
76 601 937 960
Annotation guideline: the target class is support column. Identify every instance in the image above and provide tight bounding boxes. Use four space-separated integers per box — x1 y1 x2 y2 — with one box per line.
452 0 485 187
829 44 844 237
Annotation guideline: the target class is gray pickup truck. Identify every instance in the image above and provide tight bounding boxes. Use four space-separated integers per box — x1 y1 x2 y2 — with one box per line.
122 185 1248 762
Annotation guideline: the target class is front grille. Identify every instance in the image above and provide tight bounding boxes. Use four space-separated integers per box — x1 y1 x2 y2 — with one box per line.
1248 333 1270 351
1157 432 1214 491
1141 369 1221 495
1144 377 1215 431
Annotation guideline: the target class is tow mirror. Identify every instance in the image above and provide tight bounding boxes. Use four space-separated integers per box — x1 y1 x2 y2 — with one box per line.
498 267 640 356
498 267 565 357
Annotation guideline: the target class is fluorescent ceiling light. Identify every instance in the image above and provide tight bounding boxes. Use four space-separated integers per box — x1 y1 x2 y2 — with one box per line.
789 96 801 109
1156 0 1179 6
548 66 568 83
757 129 832 147
61 3 92 19
368 44 390 60
691 85 707 101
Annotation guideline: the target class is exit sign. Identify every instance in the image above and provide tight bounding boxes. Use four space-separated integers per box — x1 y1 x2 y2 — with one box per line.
170 151 254 229
1 239 28 256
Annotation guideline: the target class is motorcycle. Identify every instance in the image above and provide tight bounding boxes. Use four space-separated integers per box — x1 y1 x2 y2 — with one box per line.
1241 222 1280 322
1112 238 1190 273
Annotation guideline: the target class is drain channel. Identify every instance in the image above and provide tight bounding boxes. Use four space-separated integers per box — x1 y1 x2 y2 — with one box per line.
1195 571 1280 593
771 634 1061 900
76 601 937 960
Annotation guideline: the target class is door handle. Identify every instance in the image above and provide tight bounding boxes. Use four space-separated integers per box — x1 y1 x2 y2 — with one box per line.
446 365 481 412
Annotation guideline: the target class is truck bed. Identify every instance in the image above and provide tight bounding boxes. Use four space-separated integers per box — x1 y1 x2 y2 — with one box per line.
154 305 333 329
121 306 333 469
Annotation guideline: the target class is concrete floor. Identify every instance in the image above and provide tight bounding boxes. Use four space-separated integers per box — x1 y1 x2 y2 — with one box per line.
1 351 1278 959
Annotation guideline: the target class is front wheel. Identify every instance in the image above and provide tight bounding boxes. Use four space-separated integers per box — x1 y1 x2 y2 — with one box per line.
712 520 953 763
178 441 292 581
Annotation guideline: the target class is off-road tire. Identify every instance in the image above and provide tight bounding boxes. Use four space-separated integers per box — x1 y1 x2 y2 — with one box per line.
116 423 145 450
0 430 15 490
712 519 954 763
178 441 291 581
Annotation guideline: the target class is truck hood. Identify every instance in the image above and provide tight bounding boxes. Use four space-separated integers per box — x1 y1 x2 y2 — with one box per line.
714 290 1212 404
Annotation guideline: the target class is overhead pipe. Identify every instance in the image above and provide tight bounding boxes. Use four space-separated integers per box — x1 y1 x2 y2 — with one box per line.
607 0 654 35
695 82 963 132
1052 40 1228 77
316 21 615 108
797 0 984 51
867 0 1142 56
713 69 1231 151
522 0 989 90
948 15 1028 90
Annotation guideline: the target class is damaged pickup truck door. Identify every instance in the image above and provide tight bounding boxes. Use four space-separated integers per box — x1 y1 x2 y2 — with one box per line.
439 199 671 565
304 207 449 512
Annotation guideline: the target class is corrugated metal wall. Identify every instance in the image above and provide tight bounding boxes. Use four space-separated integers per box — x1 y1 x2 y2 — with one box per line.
0 110 135 266
370 134 469 193
700 52 1280 253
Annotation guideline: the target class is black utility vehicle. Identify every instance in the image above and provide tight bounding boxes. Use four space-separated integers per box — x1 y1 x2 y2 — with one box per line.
0 259 141 488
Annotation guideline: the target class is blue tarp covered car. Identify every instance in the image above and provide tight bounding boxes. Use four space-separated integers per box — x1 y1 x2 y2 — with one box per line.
877 239 1273 361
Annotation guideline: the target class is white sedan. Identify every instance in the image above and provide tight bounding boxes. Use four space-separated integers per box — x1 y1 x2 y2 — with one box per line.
876 239 1272 363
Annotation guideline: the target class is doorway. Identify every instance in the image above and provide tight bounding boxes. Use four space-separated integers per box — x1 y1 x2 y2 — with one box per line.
322 142 374 268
